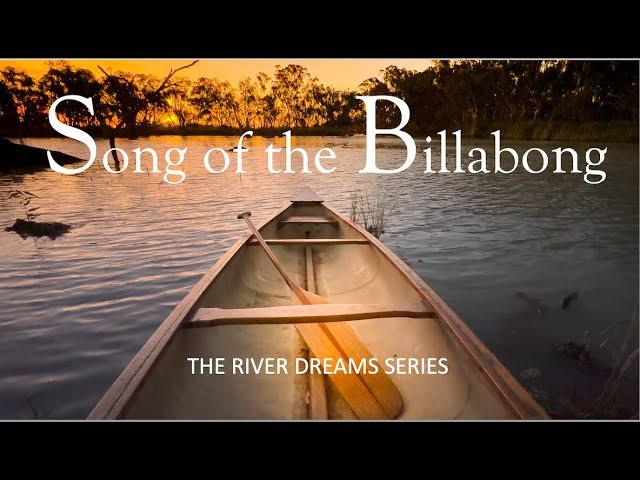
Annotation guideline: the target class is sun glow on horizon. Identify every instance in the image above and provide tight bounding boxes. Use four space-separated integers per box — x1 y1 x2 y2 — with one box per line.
0 59 433 90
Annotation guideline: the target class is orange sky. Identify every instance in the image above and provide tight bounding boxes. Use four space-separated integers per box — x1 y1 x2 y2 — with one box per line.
0 59 433 90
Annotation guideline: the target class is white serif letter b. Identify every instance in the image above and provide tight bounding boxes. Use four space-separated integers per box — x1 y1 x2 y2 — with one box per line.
357 95 416 174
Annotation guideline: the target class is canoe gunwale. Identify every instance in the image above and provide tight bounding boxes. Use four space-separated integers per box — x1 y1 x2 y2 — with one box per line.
323 203 550 420
87 203 292 420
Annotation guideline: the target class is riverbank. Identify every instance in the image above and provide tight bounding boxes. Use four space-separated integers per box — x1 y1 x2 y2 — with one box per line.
2 120 637 143
468 120 638 143
0 138 82 171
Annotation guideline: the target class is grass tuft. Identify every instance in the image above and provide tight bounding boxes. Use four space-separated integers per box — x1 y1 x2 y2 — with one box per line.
349 191 392 239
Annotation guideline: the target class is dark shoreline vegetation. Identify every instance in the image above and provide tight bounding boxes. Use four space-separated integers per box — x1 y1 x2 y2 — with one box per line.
7 119 638 143
0 137 81 171
0 60 637 143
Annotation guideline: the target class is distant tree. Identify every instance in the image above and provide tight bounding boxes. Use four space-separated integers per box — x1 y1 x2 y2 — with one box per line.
39 61 102 128
272 64 312 128
166 79 194 128
254 72 277 128
234 77 258 129
359 76 393 127
95 61 198 169
97 60 198 138
0 71 20 132
0 67 47 135
188 77 235 127
301 77 324 127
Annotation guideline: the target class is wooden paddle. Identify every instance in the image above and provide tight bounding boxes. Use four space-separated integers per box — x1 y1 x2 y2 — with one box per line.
238 212 403 419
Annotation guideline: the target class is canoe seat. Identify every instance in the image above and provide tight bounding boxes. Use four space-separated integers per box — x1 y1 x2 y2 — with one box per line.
186 303 436 328
278 215 338 227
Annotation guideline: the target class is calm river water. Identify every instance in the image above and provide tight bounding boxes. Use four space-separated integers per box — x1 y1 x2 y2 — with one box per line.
0 135 637 419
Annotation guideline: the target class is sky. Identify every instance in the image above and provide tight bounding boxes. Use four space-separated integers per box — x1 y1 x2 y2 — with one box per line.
0 59 433 90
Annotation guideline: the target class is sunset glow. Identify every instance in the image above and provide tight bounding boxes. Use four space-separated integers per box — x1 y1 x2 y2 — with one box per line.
0 59 433 90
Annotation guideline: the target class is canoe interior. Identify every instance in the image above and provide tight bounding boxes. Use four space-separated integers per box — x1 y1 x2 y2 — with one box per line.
124 202 518 419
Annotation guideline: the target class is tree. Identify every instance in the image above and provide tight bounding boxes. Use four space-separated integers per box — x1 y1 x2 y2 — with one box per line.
39 61 102 128
272 64 312 128
188 77 235 127
167 79 194 128
98 60 198 138
0 67 47 135
254 72 277 128
234 77 257 129
359 76 393 127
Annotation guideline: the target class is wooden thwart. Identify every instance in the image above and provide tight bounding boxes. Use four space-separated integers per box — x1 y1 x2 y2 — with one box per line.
248 238 369 246
187 303 435 327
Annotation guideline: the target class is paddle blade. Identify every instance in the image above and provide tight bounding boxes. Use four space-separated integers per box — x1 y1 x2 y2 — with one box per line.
295 322 390 420
324 322 404 418
291 284 328 305
300 289 329 305
291 283 404 419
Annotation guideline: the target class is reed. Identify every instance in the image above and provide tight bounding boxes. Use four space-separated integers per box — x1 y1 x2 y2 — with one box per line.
349 191 391 239
543 309 639 419
586 309 639 418
7 189 40 221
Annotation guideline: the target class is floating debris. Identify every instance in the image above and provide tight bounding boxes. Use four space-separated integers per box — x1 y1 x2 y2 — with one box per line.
520 368 541 381
562 291 579 309
556 341 591 365
515 291 545 316
5 218 71 240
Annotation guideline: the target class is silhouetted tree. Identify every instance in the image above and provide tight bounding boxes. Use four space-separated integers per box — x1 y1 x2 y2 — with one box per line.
0 60 637 139
0 67 47 136
189 77 235 127
97 60 198 138
272 64 313 128
39 62 102 128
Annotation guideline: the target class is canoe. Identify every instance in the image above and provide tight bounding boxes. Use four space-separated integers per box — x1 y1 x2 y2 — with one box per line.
88 188 548 420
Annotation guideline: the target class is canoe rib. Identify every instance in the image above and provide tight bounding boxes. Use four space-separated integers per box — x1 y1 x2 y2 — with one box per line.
186 304 435 327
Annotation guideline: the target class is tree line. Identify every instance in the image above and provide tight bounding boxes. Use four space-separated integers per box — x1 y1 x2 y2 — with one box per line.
0 60 637 139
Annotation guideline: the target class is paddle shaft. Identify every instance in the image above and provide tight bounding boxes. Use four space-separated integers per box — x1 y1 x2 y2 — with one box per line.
237 211 402 419
238 213 308 304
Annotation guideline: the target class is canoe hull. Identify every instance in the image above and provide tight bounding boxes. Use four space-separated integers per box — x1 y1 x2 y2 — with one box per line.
89 197 548 420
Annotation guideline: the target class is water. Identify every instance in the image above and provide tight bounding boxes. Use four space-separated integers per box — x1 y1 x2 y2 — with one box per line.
0 135 637 419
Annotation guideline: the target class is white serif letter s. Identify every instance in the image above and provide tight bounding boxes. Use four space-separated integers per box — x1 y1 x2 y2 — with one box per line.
47 95 97 174
356 95 416 174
